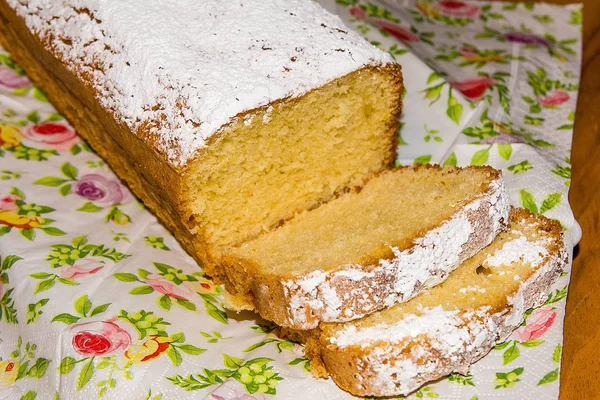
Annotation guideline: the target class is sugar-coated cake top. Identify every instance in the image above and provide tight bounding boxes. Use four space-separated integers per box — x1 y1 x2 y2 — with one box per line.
9 0 393 166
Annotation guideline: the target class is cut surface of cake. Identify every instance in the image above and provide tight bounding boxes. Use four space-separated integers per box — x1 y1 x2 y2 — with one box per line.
298 209 566 397
221 166 510 329
0 0 403 272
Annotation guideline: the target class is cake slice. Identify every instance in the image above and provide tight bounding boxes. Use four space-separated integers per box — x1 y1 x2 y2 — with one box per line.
0 0 402 273
221 165 510 329
297 209 566 397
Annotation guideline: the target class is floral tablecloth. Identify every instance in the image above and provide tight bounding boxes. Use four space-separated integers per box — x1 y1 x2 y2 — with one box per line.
0 0 582 399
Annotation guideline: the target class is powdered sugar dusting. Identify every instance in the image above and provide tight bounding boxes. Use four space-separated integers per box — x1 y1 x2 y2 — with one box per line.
280 176 510 329
319 214 566 396
331 307 467 348
485 236 549 268
8 0 393 166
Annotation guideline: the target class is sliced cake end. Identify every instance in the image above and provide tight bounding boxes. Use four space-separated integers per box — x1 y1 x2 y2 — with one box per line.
302 208 566 397
221 165 510 329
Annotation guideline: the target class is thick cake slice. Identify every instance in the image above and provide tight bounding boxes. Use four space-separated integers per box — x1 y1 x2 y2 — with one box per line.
222 166 510 329
299 209 566 397
0 0 402 272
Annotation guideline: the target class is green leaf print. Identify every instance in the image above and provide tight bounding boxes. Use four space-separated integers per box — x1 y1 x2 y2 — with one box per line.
41 226 67 236
503 342 520 365
494 367 524 389
177 344 206 355
77 202 102 212
447 373 474 386
223 354 244 369
446 88 463 124
26 110 40 124
537 369 558 385
21 228 35 241
524 115 545 126
508 160 533 174
519 189 538 214
32 177 68 186
144 236 170 250
166 346 183 366
51 313 81 325
200 331 232 344
26 299 49 324
169 355 283 395
158 294 172 310
413 154 432 165
27 358 50 378
497 144 512 160
0 254 21 323
427 72 441 84
74 294 92 317
553 344 562 363
540 193 562 214
77 357 95 390
175 299 196 311
443 152 457 166
570 8 582 25
34 278 55 294
20 390 37 400
59 357 79 374
471 148 489 166
544 286 568 305
414 385 439 398
129 286 155 295
113 273 140 282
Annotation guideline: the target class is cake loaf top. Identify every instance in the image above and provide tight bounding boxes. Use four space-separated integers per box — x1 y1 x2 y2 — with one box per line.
9 0 393 166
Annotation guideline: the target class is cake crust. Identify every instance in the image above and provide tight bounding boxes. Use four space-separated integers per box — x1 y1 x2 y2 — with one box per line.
299 209 566 397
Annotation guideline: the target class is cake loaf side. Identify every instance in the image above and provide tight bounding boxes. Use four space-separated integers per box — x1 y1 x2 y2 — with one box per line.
0 0 403 275
301 209 566 397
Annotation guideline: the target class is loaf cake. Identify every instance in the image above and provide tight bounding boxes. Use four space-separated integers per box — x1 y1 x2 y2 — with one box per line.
0 0 402 272
222 165 509 329
293 209 566 396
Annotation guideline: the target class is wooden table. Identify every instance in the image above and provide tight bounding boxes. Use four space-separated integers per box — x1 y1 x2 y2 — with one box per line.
560 0 600 397
498 0 600 398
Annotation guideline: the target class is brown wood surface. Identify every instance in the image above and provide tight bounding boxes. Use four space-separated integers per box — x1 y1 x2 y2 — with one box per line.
560 0 600 398
493 0 600 398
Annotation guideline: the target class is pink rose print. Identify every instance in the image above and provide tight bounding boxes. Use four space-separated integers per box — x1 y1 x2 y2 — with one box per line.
515 308 557 341
21 122 80 151
145 274 195 301
349 6 420 43
436 0 481 19
60 258 104 279
503 32 552 46
72 174 131 205
0 195 19 211
0 65 30 89
70 318 132 357
209 379 268 400
537 90 570 107
450 77 497 101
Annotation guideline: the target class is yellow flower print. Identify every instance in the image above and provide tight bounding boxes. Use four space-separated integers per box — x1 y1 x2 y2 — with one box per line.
125 336 170 364
0 210 43 229
0 359 19 388
0 126 21 149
